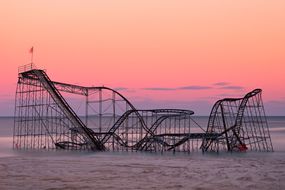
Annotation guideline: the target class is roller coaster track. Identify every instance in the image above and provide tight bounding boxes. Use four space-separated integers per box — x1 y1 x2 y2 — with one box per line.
18 70 148 142
137 110 194 151
105 109 220 152
14 64 273 153
101 109 194 142
20 69 104 150
201 89 273 152
201 98 242 151
101 109 195 151
100 109 152 145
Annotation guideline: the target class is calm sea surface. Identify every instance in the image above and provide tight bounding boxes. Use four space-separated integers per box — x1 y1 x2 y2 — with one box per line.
0 116 285 189
0 116 284 154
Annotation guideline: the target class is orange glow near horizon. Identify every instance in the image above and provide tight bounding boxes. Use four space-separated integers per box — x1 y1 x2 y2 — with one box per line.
1 1 285 115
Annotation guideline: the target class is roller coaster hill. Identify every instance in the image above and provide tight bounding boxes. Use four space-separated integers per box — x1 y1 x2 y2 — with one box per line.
13 64 273 153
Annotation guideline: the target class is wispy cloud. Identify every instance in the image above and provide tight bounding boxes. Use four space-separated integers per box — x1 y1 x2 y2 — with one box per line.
212 82 245 91
114 87 128 91
220 85 244 90
217 93 236 97
143 85 212 91
142 87 176 91
213 82 230 86
179 85 211 90
142 84 244 91
215 93 244 99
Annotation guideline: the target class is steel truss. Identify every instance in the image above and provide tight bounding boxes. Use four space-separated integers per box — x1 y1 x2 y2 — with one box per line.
14 64 273 153
201 89 274 152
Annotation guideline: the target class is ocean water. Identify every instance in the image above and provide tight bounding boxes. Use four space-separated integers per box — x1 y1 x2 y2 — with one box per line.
0 116 285 189
1 116 284 152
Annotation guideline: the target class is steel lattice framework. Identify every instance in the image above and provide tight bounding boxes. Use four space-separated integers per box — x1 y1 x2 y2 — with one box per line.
13 64 273 153
201 89 274 152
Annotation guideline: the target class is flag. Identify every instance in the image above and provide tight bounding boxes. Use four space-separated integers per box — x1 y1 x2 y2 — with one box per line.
29 47 33 53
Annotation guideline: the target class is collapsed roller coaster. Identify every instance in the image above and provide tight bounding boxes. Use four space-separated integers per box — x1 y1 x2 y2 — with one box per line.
13 64 273 153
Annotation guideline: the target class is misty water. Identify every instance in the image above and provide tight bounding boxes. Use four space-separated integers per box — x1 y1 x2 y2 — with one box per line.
0 116 285 189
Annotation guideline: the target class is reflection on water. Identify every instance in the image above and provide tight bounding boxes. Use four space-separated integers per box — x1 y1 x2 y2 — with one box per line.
1 117 285 190
0 137 15 157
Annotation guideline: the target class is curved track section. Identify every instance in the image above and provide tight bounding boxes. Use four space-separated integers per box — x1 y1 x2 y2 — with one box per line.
14 69 104 150
201 89 273 152
100 109 205 152
13 66 140 151
14 66 201 152
13 64 273 153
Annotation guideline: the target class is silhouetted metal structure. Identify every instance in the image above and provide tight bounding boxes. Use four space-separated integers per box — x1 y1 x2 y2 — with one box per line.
13 64 273 153
201 89 274 152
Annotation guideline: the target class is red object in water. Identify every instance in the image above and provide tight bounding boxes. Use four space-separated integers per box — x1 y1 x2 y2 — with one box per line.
238 144 248 152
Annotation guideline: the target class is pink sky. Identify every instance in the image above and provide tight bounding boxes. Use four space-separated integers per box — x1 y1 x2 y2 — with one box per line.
1 1 285 115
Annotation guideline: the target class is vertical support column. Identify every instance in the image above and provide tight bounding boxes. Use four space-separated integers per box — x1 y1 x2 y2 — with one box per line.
221 105 230 151
13 80 19 149
112 92 116 151
99 89 102 134
259 93 274 151
85 89 88 127
112 92 116 124
125 102 129 150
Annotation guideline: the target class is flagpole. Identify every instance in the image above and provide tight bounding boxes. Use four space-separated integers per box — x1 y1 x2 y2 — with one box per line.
29 46 34 69
30 46 34 63
31 51 33 63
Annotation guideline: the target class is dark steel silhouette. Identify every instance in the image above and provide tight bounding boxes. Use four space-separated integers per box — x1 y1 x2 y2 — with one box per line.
201 89 273 152
13 64 273 153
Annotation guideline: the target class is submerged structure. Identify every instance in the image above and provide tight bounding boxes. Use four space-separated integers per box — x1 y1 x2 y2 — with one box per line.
201 89 273 152
13 64 273 153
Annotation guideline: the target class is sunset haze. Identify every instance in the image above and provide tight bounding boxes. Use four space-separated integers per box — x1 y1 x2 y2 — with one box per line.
1 0 285 115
